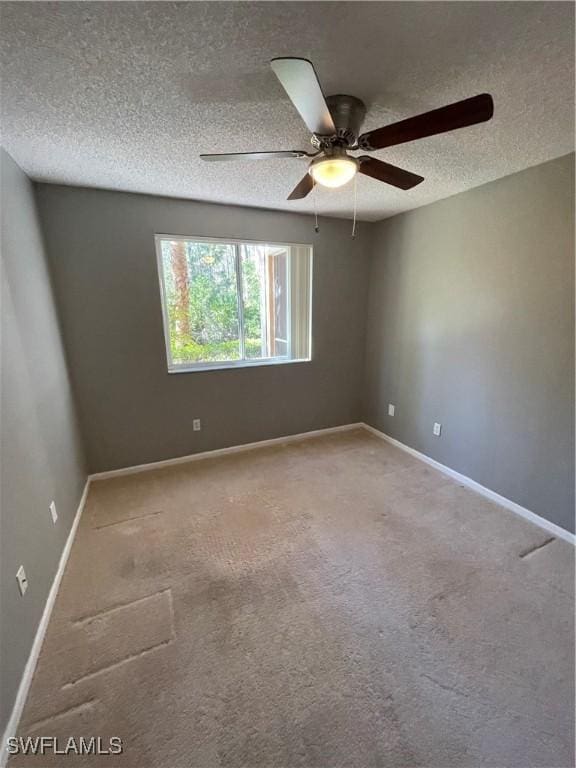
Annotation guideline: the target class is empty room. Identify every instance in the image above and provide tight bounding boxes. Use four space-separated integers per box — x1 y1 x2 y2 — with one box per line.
0 2 574 766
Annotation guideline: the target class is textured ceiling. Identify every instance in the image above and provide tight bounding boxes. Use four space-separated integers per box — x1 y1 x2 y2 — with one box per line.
0 1 574 221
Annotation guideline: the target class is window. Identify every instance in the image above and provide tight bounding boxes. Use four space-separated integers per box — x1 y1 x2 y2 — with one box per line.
155 235 313 372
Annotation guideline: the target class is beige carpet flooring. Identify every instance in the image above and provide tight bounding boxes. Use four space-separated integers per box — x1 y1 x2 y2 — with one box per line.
12 428 575 767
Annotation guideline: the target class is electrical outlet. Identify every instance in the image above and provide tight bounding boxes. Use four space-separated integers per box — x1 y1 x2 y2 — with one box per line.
49 500 58 524
193 419 201 432
16 565 28 596
433 422 442 437
388 404 395 417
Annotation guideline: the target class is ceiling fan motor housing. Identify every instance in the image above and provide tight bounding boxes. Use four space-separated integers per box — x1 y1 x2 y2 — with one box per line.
312 94 367 148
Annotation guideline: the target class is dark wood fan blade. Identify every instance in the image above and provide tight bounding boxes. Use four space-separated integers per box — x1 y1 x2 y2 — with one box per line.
271 58 336 136
359 94 494 151
287 173 314 200
358 157 424 190
200 150 311 162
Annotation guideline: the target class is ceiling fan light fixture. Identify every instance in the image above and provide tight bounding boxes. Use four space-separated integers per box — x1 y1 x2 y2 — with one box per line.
201 57 494 203
309 154 358 188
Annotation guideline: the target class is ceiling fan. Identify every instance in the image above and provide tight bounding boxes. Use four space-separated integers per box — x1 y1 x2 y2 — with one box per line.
200 58 494 200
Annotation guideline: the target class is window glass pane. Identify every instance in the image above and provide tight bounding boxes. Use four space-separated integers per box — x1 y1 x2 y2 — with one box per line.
161 240 240 365
290 245 312 360
270 248 289 358
157 237 312 371
240 244 267 359
240 245 289 360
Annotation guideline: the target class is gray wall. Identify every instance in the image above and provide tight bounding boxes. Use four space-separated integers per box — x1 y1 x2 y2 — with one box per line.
364 154 575 532
0 150 87 734
35 185 371 473
1 152 573 739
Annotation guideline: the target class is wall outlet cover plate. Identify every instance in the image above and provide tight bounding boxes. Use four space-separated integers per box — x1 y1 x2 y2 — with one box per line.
16 565 28 596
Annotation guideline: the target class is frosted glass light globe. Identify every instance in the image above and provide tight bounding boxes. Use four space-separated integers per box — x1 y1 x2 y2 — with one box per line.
309 155 358 188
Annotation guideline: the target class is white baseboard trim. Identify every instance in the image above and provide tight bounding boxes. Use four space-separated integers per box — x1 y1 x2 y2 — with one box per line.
1 479 90 767
89 423 364 481
362 423 575 546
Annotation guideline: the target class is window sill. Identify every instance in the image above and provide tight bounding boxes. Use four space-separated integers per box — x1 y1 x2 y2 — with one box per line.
167 357 312 375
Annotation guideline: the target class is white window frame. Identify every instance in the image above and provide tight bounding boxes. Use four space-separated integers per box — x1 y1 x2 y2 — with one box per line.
155 234 313 374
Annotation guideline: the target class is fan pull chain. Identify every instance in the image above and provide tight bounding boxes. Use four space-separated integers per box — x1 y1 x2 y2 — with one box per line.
313 182 319 233
352 173 358 239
